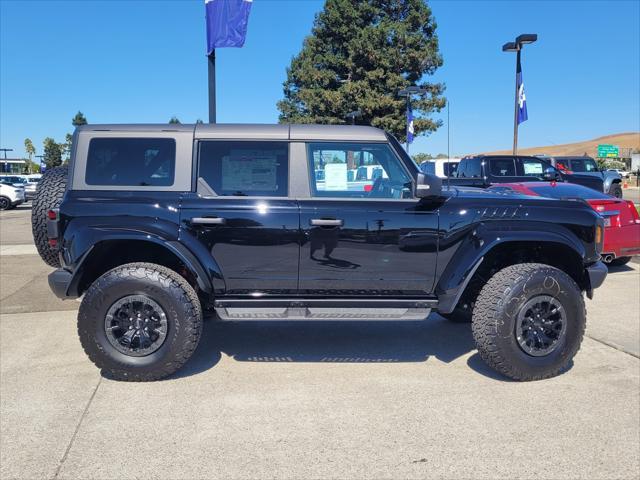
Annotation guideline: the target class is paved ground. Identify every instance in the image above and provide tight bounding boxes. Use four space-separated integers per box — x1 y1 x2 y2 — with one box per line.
1 205 639 479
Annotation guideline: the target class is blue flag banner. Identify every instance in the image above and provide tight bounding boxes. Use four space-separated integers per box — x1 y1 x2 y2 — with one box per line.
407 103 414 144
206 0 252 54
517 55 528 124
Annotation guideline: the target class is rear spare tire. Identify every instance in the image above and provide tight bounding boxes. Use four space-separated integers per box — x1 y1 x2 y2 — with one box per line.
471 263 585 381
31 166 68 267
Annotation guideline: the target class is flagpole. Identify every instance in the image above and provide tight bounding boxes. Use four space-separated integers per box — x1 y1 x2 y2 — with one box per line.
405 96 410 153
512 47 520 155
208 50 216 124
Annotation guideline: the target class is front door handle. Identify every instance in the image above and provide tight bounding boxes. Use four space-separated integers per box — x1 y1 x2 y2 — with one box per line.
191 217 226 225
310 218 343 227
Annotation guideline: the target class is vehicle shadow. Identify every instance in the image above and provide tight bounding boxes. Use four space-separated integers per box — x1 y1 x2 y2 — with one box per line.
173 314 509 381
606 264 634 273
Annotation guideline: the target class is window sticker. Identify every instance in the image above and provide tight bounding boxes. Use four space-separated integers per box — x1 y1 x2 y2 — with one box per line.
323 163 348 191
221 151 279 192
523 162 544 175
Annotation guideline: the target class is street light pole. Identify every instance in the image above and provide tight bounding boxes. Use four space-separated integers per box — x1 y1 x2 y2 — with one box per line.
502 34 537 155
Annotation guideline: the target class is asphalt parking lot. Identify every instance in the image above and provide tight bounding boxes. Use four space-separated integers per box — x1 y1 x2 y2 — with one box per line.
1 203 638 479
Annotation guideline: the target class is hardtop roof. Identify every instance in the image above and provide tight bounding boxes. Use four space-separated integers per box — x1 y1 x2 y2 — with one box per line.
76 124 388 142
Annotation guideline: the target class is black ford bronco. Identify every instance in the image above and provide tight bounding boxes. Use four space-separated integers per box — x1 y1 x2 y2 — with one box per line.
32 124 607 382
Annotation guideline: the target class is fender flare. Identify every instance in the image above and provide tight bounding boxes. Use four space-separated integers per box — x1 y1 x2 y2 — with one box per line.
63 230 222 297
435 227 586 314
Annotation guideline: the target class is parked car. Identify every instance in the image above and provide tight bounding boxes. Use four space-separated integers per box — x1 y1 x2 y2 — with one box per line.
488 182 640 266
450 155 615 196
419 158 460 178
33 123 607 382
0 175 28 188
24 181 38 201
0 182 26 210
607 168 630 179
549 156 623 198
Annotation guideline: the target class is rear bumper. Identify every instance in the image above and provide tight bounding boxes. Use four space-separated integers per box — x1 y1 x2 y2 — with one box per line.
48 269 75 299
586 261 608 290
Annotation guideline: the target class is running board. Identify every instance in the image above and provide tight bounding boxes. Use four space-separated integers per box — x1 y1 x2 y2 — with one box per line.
213 298 436 321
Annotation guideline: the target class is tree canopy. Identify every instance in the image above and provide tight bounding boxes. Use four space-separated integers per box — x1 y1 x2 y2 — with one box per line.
169 116 181 124
43 137 63 168
277 0 445 142
72 111 88 127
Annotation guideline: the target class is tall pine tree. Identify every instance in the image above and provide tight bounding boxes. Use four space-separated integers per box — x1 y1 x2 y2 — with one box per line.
277 0 445 142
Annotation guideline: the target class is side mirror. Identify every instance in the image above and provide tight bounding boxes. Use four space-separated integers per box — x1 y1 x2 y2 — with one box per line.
543 167 562 181
415 172 442 198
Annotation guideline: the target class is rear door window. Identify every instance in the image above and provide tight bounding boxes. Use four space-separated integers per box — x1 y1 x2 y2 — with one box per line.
86 138 176 186
198 141 288 197
489 158 516 177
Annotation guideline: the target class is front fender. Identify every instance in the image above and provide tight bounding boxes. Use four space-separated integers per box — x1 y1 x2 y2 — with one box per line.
435 222 587 313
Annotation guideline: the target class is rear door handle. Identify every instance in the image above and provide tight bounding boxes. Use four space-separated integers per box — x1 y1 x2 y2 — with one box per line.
310 218 343 227
191 217 226 225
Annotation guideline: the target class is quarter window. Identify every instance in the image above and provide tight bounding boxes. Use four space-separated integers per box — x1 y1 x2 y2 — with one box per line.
85 138 176 187
198 141 288 197
307 143 411 199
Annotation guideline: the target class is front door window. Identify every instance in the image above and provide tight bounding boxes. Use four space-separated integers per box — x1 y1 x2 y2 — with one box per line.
307 143 412 199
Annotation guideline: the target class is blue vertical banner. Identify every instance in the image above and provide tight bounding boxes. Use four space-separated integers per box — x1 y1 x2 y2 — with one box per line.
206 0 253 53
516 55 528 124
407 103 414 144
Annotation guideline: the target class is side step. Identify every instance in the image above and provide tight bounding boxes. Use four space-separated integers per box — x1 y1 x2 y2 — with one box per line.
213 298 436 321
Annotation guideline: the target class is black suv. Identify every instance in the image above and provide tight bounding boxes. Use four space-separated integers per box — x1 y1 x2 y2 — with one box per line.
450 154 616 195
32 124 607 382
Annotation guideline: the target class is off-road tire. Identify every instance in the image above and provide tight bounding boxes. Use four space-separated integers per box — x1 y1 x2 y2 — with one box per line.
471 263 586 381
0 196 11 211
609 256 631 267
31 166 68 267
608 182 623 198
78 263 202 381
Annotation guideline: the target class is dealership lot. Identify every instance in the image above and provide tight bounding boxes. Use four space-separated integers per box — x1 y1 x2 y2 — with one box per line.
1 204 638 479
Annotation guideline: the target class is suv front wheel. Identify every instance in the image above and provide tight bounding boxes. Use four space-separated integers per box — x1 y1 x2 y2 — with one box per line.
78 263 202 381
471 263 585 381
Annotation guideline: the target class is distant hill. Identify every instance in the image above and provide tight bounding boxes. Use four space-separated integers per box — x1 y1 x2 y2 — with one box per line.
483 132 640 158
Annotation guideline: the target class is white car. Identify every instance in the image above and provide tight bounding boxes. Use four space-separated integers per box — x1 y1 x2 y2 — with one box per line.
419 158 461 178
607 168 630 179
0 182 26 210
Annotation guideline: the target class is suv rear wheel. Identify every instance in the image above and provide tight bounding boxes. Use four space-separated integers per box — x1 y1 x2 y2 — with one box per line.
471 263 585 381
78 263 202 381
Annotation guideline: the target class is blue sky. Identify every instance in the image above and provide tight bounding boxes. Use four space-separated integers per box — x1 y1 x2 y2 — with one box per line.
1 0 638 159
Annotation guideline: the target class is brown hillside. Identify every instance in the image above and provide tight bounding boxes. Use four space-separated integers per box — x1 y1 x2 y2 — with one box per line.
484 132 640 157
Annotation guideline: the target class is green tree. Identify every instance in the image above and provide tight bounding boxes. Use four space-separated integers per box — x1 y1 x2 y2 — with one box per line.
412 152 432 164
72 111 88 126
43 137 63 169
169 116 181 124
277 0 445 142
24 138 36 165
195 119 204 124
24 138 36 159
